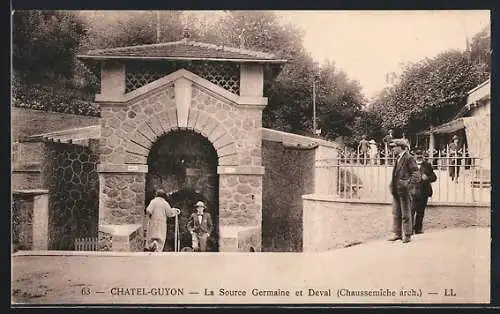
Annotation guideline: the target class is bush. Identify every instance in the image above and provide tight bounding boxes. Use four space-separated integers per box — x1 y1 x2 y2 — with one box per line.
12 82 101 117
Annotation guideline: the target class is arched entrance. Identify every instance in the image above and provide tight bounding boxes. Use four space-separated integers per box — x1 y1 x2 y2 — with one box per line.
146 129 219 252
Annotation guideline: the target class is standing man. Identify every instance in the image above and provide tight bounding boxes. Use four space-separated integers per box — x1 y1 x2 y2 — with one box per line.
448 135 462 182
145 189 181 252
411 149 437 234
383 129 394 150
388 139 421 243
357 135 370 164
186 201 213 252
382 129 394 165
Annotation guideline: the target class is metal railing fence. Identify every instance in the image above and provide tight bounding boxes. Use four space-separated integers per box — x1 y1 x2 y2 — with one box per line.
333 146 490 205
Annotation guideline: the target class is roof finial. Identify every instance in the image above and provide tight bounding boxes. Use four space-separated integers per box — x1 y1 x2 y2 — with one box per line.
182 13 191 42
183 26 191 41
238 28 246 49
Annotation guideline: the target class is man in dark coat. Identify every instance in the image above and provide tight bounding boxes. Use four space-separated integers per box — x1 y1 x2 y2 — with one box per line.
388 139 421 243
410 149 437 234
186 201 213 252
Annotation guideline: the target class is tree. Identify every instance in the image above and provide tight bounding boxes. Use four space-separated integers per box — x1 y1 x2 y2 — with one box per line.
78 11 185 50
372 30 490 134
13 10 87 83
206 11 366 138
371 26 491 134
467 25 491 80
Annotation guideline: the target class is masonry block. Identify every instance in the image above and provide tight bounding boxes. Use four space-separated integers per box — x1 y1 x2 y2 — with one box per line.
125 141 149 157
200 116 218 138
218 143 237 157
125 153 147 165
187 109 200 130
209 124 227 143
130 131 153 150
137 123 157 143
194 112 209 134
213 133 234 151
147 116 165 137
166 108 178 130
218 154 239 166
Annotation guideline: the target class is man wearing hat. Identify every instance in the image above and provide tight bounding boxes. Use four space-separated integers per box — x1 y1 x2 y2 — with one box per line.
411 149 437 234
145 189 181 252
186 201 213 252
448 134 462 182
388 139 421 243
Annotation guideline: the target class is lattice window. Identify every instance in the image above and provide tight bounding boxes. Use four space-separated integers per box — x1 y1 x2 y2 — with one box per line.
189 63 240 95
125 61 240 95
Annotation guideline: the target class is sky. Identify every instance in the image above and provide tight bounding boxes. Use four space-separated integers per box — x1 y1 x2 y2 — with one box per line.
275 10 490 100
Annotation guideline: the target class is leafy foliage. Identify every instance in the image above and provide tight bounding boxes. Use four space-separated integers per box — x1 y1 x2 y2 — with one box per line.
79 11 185 50
12 11 100 116
13 11 87 82
370 26 490 134
208 12 366 139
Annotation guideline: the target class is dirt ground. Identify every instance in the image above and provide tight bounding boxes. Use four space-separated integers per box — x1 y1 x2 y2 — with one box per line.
11 227 490 305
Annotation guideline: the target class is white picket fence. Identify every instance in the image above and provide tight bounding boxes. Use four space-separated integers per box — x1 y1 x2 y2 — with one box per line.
74 237 98 251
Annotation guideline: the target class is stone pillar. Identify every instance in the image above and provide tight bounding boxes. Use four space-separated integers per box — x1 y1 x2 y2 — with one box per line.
313 144 338 195
429 131 435 163
99 61 126 99
218 166 264 252
240 64 264 97
32 192 49 250
97 164 147 252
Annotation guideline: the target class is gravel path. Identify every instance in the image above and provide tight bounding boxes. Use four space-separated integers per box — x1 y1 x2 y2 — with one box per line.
12 227 490 305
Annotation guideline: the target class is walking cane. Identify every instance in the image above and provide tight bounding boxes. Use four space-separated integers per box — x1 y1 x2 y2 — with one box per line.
174 215 179 252
177 220 181 252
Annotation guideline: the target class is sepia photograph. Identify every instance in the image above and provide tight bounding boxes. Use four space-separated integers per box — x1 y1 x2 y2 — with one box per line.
11 10 491 305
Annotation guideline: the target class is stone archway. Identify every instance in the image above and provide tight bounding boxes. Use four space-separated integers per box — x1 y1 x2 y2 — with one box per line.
146 129 219 252
97 69 266 252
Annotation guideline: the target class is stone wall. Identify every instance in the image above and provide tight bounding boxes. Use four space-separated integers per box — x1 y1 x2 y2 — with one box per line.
100 84 261 168
302 195 491 252
191 85 262 167
98 72 265 232
98 231 112 251
99 173 145 225
95 68 268 251
262 140 315 252
219 174 262 226
42 143 100 250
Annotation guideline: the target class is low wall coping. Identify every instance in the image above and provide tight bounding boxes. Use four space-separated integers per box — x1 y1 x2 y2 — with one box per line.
97 164 148 173
12 189 49 196
217 166 265 175
12 250 274 257
12 168 42 173
99 224 143 237
301 194 490 208
262 128 339 149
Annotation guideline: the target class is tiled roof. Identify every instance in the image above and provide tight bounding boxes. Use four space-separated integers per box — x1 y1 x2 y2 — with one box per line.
22 125 101 147
77 39 287 64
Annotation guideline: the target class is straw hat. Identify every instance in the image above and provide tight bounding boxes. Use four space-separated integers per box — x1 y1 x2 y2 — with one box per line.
195 201 206 208
389 138 409 148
